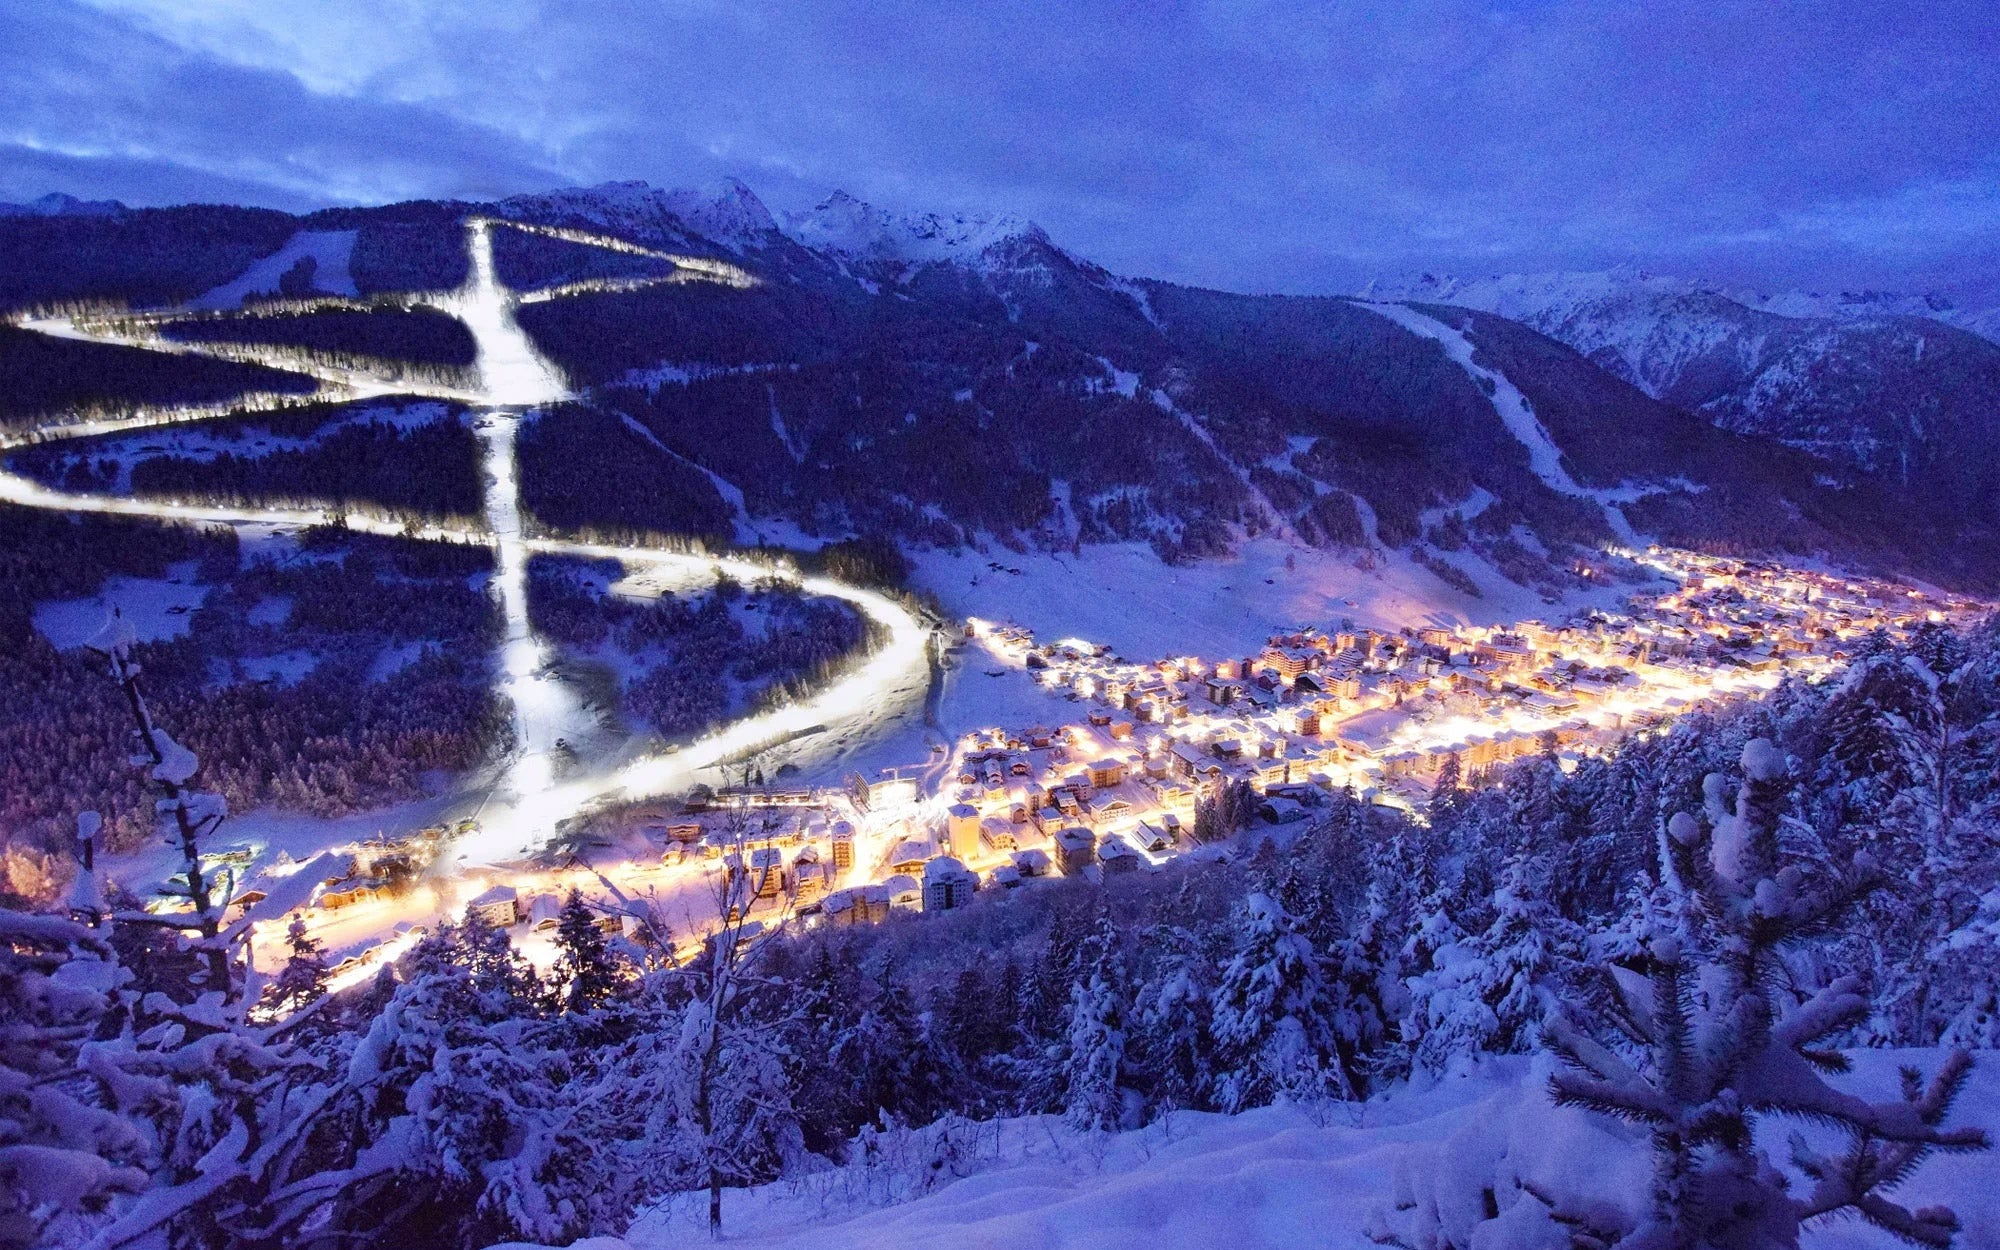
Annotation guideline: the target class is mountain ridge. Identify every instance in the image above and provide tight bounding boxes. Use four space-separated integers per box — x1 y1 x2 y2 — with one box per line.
5 179 1999 592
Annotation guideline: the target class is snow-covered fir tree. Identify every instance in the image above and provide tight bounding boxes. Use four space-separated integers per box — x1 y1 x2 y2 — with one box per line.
1060 913 1131 1131
1541 739 1989 1248
255 915 328 1023
1407 855 1583 1075
553 888 627 1013
1209 892 1355 1111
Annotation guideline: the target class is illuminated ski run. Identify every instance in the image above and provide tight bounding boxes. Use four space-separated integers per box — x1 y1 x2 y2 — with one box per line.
0 218 931 864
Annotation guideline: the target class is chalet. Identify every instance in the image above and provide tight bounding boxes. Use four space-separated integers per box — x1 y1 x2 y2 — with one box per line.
1012 848 1053 878
318 875 384 911
1087 757 1127 788
530 893 562 932
824 884 892 927
1132 821 1173 852
791 848 829 906
748 846 786 900
888 839 932 876
884 874 923 909
1256 645 1317 681
981 816 1017 852
1098 837 1141 875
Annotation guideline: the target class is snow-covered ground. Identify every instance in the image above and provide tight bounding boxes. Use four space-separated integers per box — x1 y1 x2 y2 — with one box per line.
485 1048 1997 1250
33 563 209 647
910 537 1639 663
190 229 359 309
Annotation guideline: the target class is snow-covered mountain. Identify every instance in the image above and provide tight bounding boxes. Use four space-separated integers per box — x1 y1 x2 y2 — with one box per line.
1734 282 2000 346
7 179 2000 590
0 191 126 218
1373 267 2000 348
1369 268 2000 497
780 189 1050 273
496 178 781 252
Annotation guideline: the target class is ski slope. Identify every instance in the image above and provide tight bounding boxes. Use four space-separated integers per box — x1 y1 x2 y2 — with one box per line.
0 217 931 866
1357 301 1642 545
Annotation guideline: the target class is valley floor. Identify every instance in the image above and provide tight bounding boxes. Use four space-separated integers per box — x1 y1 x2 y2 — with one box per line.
909 536 1640 662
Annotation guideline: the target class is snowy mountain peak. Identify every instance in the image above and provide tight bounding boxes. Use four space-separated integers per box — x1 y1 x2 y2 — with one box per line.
781 189 1048 269
656 176 779 247
495 178 779 250
0 191 126 218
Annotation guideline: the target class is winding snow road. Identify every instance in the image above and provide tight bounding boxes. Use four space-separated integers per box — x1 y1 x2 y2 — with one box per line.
1 218 932 863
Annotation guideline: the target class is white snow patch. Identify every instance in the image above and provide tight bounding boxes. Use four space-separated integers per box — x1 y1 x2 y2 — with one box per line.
910 537 1610 662
34 569 209 648
191 230 359 310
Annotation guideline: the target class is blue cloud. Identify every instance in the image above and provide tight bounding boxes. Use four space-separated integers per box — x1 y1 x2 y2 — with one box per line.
9 0 1998 292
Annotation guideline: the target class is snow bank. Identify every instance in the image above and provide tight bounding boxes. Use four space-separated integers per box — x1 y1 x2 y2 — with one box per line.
482 1049 1996 1250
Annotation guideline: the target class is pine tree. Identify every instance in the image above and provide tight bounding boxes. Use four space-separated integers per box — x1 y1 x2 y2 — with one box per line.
1543 739 1989 1248
1061 914 1130 1131
1136 940 1213 1113
1407 855 1581 1073
1209 892 1353 1111
838 969 958 1130
554 888 625 1013
255 915 329 1022
1427 754 1467 830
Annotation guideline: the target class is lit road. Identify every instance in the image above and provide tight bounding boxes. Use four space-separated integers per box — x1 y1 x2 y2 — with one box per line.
1 218 934 883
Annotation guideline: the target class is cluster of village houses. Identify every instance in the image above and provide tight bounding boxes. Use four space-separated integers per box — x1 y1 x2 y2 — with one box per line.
278 549 1983 952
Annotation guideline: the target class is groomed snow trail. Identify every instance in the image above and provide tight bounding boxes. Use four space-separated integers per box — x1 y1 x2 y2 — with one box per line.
0 219 930 864
1357 301 1641 545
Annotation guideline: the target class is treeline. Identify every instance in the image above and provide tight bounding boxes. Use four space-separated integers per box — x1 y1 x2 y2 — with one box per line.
0 325 319 429
491 225 677 293
302 200 477 294
157 306 479 370
526 554 874 741
589 339 1258 554
125 414 484 521
0 204 298 311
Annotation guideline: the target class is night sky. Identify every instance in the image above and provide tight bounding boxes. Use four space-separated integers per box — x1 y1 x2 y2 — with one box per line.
5 0 1997 294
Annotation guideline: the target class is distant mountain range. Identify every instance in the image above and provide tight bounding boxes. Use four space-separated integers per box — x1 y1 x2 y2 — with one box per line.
0 191 127 218
5 179 1998 592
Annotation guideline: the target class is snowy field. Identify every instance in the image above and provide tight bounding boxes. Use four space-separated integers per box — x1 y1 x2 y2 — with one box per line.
910 536 1643 662
189 229 360 309
32 562 210 646
493 1049 2000 1250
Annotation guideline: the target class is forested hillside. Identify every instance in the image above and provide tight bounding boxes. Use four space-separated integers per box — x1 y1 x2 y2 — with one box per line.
8 182 1998 590
15 612 1996 1248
